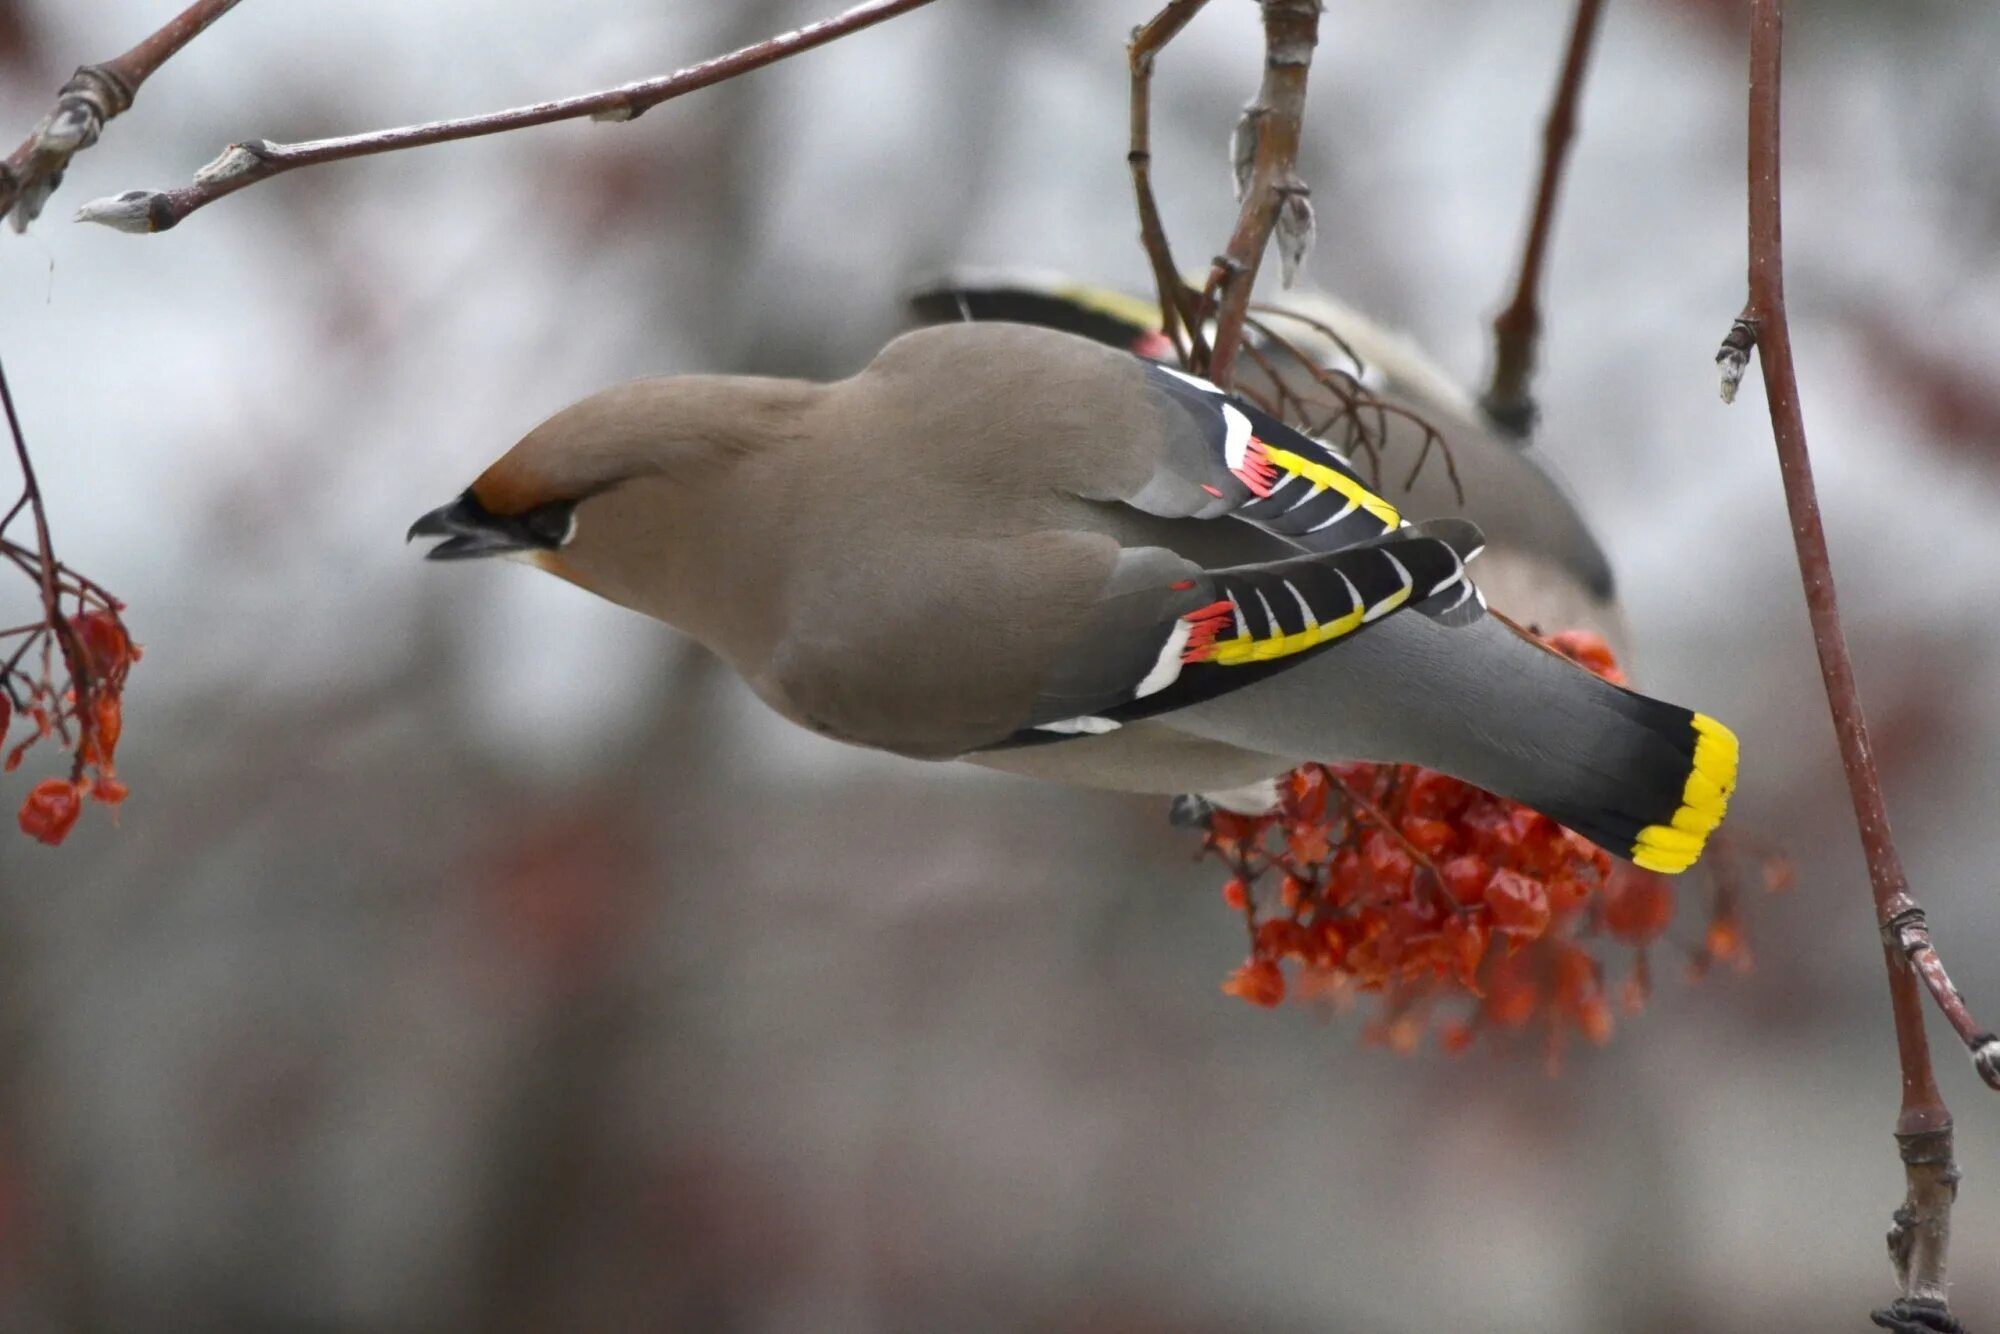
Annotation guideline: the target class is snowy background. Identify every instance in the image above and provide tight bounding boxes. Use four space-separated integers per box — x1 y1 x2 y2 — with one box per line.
1 1 1998 1329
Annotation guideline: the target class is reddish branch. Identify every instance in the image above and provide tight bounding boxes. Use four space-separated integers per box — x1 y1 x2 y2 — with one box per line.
75 0 943 234
1127 0 1214 365
0 0 246 231
1203 0 1321 388
1727 1 1991 1324
1481 0 1605 437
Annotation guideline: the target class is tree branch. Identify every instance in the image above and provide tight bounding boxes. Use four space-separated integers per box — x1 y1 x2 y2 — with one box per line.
1203 0 1321 389
1127 0 1213 366
1722 1 1993 1321
0 360 74 694
0 0 246 232
0 353 117 785
1480 0 1605 438
74 0 944 235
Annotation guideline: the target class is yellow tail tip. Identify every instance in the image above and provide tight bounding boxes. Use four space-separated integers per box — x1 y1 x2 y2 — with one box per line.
1632 712 1739 874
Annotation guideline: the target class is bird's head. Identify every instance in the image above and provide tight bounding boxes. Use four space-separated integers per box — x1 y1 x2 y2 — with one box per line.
409 374 821 652
413 374 801 566
408 378 701 568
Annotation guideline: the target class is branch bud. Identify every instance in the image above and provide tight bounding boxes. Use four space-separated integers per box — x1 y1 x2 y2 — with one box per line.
73 190 164 234
193 142 269 187
7 175 61 234
1229 104 1263 203
1716 316 1756 404
36 101 103 157
1275 184 1314 288
1972 1034 2000 1092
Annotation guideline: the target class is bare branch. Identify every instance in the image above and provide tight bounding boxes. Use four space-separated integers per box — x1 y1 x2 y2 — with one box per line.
0 0 246 231
1723 0 1991 1320
77 0 944 234
1205 0 1322 388
1128 0 1213 366
0 359 86 709
1481 0 1605 437
1 356 138 840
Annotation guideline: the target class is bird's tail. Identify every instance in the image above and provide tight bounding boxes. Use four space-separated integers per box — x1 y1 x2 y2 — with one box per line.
1412 624 1739 873
1515 683 1738 874
1168 613 1739 873
1406 623 1740 874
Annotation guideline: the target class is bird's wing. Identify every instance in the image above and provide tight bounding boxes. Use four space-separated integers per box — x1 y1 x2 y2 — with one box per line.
903 273 1620 617
986 518 1485 747
1122 360 1418 557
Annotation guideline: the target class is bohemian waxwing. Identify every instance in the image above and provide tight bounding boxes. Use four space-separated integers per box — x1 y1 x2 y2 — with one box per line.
411 319 1735 873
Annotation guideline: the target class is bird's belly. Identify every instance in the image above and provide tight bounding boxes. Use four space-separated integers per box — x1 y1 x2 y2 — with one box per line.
964 724 1294 795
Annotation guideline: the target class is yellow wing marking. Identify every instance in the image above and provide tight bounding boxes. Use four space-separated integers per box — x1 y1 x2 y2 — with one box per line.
1257 443 1402 529
1203 586 1405 666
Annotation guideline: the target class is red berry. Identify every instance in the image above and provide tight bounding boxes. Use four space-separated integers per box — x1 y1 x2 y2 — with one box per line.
1287 824 1332 865
1545 872 1592 916
71 611 134 678
1404 769 1472 820
1440 915 1489 987
18 778 83 846
1440 855 1489 906
1209 810 1257 850
1485 869 1552 940
1285 766 1329 823
1603 872 1674 943
1400 816 1456 858
1256 919 1310 959
1484 956 1540 1028
1363 831 1415 896
1544 629 1625 684
1221 958 1286 1008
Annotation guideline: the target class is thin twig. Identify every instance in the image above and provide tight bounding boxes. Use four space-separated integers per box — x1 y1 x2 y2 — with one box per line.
1205 0 1322 388
0 357 91 730
1481 0 1605 437
1883 896 2000 1091
1128 0 1213 366
1724 0 1990 1320
1241 313 1466 505
0 0 246 231
1248 301 1365 377
76 0 944 234
1325 769 1464 920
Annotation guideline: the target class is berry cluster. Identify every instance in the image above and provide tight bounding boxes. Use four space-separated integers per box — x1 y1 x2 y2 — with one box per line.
1200 629 1765 1066
3 605 138 845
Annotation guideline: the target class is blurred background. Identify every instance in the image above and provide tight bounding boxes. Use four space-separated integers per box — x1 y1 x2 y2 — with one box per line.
2 1 1997 1329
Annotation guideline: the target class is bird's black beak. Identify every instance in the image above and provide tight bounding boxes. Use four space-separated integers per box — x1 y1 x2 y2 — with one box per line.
408 491 575 561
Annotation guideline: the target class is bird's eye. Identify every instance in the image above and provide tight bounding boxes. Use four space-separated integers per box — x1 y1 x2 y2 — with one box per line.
521 502 576 546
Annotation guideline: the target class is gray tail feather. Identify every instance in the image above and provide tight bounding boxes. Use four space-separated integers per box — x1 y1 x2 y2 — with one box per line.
1163 611 1728 868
